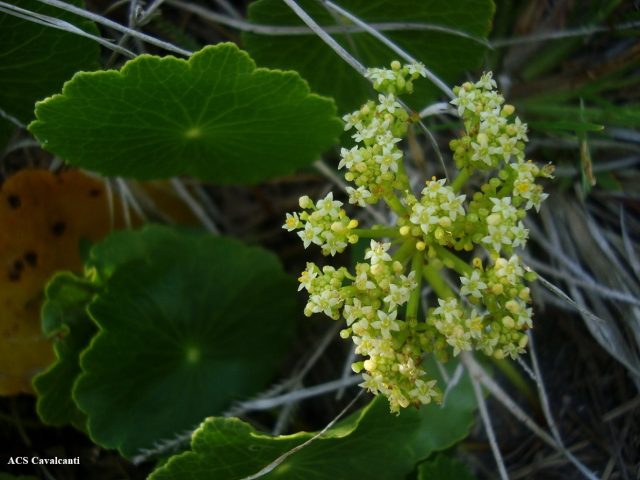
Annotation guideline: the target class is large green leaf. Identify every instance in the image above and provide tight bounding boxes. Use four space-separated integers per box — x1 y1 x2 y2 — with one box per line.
83 225 201 283
72 227 296 458
418 454 478 480
243 0 494 113
32 226 213 430
32 272 97 429
149 359 476 480
29 43 343 183
0 0 100 127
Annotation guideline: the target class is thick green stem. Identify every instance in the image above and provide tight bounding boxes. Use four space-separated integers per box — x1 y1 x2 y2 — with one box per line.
383 192 407 216
352 227 401 238
422 263 453 299
405 252 424 324
433 245 472 276
451 167 471 192
392 239 416 263
396 158 412 192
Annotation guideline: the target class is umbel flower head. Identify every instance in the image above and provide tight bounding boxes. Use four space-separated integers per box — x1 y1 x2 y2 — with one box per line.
284 65 553 413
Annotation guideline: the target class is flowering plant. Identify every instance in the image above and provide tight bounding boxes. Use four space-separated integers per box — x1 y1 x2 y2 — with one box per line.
285 62 553 413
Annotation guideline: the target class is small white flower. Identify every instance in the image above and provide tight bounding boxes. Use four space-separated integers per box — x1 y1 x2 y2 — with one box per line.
460 270 488 298
372 310 400 339
338 146 361 170
298 223 322 249
407 62 427 77
297 264 318 291
315 192 342 216
364 240 392 265
384 284 410 309
346 185 372 207
450 89 476 116
282 212 300 232
376 93 400 114
475 71 497 90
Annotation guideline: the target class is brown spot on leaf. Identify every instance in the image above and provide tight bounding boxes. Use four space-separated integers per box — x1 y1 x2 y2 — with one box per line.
51 221 66 237
0 169 127 395
7 195 20 209
23 251 37 267
7 270 20 282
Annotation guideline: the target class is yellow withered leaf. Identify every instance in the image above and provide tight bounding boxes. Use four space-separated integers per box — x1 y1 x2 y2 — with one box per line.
0 169 119 395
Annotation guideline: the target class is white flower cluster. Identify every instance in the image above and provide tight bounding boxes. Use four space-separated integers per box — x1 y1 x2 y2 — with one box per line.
283 193 359 256
364 60 428 96
337 61 428 207
340 99 407 205
480 196 528 253
406 179 467 246
297 241 439 412
510 160 552 211
450 72 528 170
427 255 534 360
285 64 551 413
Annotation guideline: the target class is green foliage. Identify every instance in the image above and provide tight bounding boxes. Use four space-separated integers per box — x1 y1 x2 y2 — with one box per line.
33 272 97 429
244 0 494 112
29 43 343 183
149 358 476 479
0 120 13 149
417 454 478 480
0 0 99 132
31 225 296 459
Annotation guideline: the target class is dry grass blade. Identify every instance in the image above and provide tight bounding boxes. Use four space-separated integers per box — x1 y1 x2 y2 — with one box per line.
534 196 640 387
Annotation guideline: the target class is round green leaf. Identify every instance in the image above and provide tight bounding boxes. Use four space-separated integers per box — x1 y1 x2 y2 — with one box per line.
149 358 476 479
32 272 97 429
0 0 100 126
29 43 343 183
73 228 296 458
83 225 202 283
418 454 478 480
243 0 494 113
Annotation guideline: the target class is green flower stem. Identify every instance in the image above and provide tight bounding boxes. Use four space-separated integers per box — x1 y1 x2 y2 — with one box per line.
497 183 512 198
422 263 453 299
451 167 470 192
352 227 401 238
392 239 417 263
433 245 472 276
405 253 424 324
383 192 408 216
396 158 412 192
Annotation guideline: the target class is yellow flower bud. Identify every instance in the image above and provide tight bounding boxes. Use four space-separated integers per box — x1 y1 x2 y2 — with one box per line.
502 315 515 329
519 334 529 349
299 195 312 209
331 221 344 233
502 104 515 116
518 287 530 301
505 300 520 314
